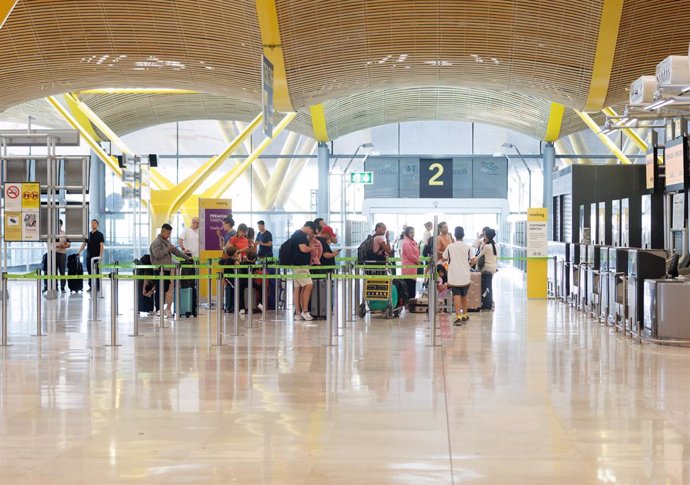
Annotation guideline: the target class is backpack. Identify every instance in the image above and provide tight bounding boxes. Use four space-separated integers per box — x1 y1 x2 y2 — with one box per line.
422 236 433 258
357 235 375 264
278 239 294 266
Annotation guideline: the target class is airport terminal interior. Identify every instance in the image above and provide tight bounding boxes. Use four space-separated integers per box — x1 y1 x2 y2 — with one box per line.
0 1 689 483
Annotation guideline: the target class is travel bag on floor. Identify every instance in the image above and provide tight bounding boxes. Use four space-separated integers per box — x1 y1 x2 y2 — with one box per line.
177 287 197 317
467 272 482 311
407 297 429 313
309 278 332 319
67 253 83 293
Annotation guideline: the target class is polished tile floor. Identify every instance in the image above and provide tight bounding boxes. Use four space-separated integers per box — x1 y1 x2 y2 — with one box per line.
0 270 688 484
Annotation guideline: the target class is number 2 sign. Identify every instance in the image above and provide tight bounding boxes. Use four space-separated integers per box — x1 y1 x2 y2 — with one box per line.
419 158 453 198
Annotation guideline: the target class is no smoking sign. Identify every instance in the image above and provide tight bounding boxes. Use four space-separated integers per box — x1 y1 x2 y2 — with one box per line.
4 184 22 211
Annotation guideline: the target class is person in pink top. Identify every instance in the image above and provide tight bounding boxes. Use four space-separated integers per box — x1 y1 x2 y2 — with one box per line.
400 226 420 300
310 229 324 267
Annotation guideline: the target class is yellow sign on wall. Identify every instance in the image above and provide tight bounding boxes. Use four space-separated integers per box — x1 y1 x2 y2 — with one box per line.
4 212 22 241
21 182 40 210
527 207 548 299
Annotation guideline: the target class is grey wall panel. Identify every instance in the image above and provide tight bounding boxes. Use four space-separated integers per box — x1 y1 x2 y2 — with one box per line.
472 157 508 198
452 158 473 198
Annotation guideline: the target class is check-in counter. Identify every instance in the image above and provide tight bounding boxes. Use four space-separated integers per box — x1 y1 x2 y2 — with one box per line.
607 247 631 326
577 244 590 310
586 244 603 314
643 279 690 342
548 242 567 299
599 246 610 321
627 249 666 335
568 244 581 305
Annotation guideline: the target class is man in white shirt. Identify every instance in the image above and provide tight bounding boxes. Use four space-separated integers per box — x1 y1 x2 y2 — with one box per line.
178 217 199 258
421 221 433 247
442 226 476 326
44 219 71 293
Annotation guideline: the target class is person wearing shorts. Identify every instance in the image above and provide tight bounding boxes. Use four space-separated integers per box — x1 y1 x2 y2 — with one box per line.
288 221 318 321
442 226 476 326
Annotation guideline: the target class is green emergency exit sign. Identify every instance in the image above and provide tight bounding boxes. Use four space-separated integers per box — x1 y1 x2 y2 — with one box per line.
350 172 374 184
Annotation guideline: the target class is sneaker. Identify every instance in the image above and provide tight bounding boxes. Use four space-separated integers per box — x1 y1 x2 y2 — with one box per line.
462 314 470 322
294 313 303 321
147 311 156 317
239 309 246 316
301 312 314 321
453 316 463 326
164 309 173 318
257 303 264 312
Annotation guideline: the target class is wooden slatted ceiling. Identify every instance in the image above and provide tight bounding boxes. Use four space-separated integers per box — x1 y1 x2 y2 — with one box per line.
321 86 594 140
604 0 690 108
276 0 602 109
0 0 263 112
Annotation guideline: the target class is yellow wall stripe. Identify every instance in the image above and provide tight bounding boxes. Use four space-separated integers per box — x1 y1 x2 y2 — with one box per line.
309 104 329 142
544 102 565 142
0 0 19 29
583 0 625 112
255 0 294 113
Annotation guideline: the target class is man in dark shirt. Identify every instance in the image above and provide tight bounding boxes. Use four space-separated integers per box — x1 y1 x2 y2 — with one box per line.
78 219 105 292
290 221 317 321
255 220 273 258
317 225 340 270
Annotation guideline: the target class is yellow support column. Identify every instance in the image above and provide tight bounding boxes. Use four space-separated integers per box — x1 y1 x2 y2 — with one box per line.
575 111 632 164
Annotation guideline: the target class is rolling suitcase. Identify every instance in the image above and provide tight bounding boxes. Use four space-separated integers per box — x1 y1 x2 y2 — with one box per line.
408 297 429 313
309 278 332 319
67 253 84 293
177 287 197 317
135 256 154 314
466 272 482 311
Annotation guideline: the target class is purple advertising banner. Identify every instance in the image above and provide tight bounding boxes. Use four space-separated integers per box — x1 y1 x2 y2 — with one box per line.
199 198 232 253
204 208 231 251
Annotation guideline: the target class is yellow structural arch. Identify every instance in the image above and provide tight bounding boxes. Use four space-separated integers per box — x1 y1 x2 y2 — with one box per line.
601 107 648 152
583 0 625 112
255 0 294 113
165 112 263 220
309 104 329 142
0 0 18 29
544 103 565 142
575 110 632 164
202 112 297 200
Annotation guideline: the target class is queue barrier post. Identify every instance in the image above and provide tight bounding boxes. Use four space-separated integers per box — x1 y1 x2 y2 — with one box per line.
107 272 120 347
174 262 181 321
114 261 120 315
91 260 100 321
130 270 141 337
339 272 346 336
206 258 213 309
33 269 43 337
247 266 254 328
214 271 226 346
158 266 166 328
325 272 334 346
261 259 267 322
1 272 9 347
232 269 240 337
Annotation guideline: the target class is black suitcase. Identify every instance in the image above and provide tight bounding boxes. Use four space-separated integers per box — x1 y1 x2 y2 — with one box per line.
180 260 197 289
135 256 155 313
67 253 83 293
309 278 332 319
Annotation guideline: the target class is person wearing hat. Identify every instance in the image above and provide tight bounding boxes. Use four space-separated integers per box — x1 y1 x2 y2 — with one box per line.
475 228 498 310
317 225 340 271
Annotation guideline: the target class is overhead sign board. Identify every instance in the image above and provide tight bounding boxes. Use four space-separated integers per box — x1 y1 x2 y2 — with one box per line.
262 55 274 139
420 158 453 198
350 172 373 184
665 136 687 191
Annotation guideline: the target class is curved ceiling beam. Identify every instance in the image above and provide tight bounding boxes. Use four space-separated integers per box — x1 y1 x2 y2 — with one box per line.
255 0 294 113
582 0 625 112
543 103 565 142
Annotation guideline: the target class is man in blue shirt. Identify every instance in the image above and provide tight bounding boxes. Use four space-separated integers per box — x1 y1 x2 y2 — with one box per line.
255 220 273 258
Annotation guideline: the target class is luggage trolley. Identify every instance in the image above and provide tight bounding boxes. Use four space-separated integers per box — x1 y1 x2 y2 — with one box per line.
357 261 405 319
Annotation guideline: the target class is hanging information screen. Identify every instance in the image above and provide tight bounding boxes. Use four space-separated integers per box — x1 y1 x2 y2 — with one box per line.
419 158 453 198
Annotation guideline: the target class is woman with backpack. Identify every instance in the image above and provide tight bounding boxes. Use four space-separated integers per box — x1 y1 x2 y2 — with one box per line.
475 228 498 310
